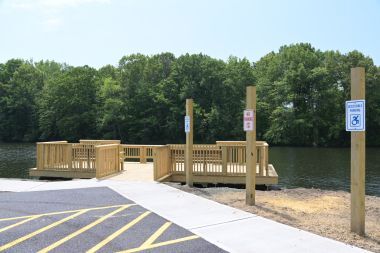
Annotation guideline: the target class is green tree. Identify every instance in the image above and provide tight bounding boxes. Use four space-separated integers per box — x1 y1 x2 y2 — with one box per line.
0 60 43 141
39 66 99 141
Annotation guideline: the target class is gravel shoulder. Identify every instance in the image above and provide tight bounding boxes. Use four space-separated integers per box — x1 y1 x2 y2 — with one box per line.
165 183 380 253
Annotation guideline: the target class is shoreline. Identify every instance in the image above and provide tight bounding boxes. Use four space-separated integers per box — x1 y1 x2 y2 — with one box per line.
165 183 380 253
2 176 380 197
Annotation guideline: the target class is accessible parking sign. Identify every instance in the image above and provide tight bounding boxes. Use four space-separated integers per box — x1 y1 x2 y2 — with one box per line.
346 100 365 131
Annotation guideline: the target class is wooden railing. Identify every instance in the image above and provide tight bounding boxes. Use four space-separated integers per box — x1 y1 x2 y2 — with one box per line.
35 141 123 178
95 144 121 178
71 143 96 171
153 145 171 181
79 140 121 145
36 141 71 171
168 141 269 177
216 141 269 176
121 145 160 163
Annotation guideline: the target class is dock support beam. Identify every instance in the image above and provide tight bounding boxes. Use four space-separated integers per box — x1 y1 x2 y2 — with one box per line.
350 67 366 235
185 99 194 187
246 86 256 205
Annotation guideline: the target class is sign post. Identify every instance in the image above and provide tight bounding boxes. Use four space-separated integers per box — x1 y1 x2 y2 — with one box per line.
245 86 256 205
347 67 366 235
185 99 193 187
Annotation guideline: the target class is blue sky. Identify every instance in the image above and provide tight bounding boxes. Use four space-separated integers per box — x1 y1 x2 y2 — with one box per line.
1 0 379 68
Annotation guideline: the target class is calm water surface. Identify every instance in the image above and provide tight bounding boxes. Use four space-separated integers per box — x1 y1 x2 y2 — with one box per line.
0 143 379 196
270 147 380 196
0 143 36 179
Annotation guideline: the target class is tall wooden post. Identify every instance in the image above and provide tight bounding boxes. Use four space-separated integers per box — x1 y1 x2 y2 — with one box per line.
350 67 366 235
246 86 256 205
185 99 194 187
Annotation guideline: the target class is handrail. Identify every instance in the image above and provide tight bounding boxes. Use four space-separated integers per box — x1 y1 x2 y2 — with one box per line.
216 141 267 146
79 140 120 145
37 141 68 144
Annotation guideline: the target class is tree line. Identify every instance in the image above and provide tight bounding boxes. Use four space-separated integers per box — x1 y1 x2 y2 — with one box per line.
0 43 379 146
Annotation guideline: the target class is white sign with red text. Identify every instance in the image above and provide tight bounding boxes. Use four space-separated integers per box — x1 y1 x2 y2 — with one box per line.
243 110 254 131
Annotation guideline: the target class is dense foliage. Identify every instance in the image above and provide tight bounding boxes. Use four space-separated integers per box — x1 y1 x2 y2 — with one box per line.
0 44 379 146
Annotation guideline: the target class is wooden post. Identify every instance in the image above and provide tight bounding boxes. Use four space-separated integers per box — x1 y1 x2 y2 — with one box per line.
185 99 194 186
221 146 228 175
246 86 256 205
95 146 100 179
265 144 269 176
259 145 265 176
350 67 366 235
118 144 124 171
68 144 72 170
36 143 42 170
153 147 158 180
141 146 147 163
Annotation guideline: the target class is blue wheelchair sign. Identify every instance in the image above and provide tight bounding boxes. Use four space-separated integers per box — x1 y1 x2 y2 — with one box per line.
346 100 365 131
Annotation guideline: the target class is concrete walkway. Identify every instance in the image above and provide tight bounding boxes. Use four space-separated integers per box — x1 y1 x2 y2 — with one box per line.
0 178 370 253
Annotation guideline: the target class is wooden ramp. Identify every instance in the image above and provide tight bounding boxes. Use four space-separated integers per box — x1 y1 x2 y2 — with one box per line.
105 162 154 182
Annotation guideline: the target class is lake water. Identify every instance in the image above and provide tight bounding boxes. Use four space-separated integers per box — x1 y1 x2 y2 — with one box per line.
270 147 380 196
0 143 379 196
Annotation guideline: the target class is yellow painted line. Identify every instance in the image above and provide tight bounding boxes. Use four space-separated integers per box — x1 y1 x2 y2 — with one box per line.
0 210 88 252
0 204 134 222
86 211 151 253
140 222 171 247
118 235 200 253
38 205 132 253
0 215 43 233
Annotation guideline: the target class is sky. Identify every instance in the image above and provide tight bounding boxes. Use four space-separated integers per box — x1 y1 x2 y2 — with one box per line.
0 0 379 68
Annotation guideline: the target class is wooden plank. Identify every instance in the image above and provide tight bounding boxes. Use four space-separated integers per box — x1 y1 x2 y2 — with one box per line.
170 170 278 185
185 99 193 186
246 86 256 205
29 168 95 179
156 173 172 182
350 67 366 235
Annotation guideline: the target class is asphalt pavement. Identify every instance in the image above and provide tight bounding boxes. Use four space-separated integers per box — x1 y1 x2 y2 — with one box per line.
0 187 226 253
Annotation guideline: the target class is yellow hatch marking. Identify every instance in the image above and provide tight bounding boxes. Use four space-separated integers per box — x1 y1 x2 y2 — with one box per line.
140 222 171 247
0 215 42 233
86 211 151 253
0 204 134 222
38 205 132 253
118 235 200 253
0 210 88 252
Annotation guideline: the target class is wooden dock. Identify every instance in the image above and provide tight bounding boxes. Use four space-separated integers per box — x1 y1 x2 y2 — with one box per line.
30 140 278 185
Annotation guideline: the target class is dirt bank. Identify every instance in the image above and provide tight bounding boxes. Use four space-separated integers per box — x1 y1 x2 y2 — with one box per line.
166 183 380 253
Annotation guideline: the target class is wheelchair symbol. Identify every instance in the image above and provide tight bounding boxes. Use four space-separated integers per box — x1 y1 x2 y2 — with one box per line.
350 115 360 126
